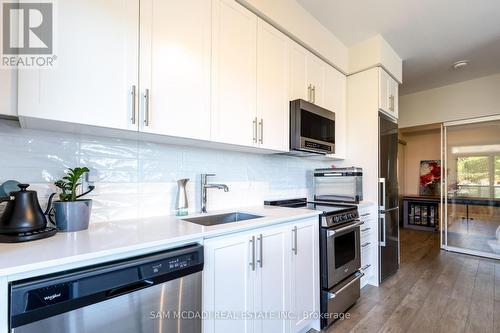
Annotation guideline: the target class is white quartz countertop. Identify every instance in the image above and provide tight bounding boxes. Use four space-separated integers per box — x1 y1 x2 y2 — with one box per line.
0 206 320 280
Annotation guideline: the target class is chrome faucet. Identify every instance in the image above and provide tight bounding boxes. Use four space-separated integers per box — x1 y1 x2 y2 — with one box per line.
201 173 229 213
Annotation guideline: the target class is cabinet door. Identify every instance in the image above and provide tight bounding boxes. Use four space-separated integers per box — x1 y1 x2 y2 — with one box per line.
290 219 320 333
139 0 211 140
324 66 347 158
0 69 17 117
391 79 399 119
254 226 290 333
306 53 325 107
378 68 390 114
211 0 257 146
289 43 308 102
204 232 256 333
18 0 139 131
256 19 289 152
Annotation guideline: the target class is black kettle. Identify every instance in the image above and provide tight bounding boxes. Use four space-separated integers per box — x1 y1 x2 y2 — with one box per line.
0 184 52 234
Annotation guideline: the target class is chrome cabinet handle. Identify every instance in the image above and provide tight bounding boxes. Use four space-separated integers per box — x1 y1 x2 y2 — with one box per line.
307 84 312 102
312 85 316 104
292 226 298 255
389 95 394 111
361 264 372 271
361 242 371 248
249 236 256 271
326 221 364 237
361 227 371 232
253 117 258 143
143 89 150 126
130 85 136 124
327 271 364 299
360 213 370 217
258 119 264 144
257 234 263 268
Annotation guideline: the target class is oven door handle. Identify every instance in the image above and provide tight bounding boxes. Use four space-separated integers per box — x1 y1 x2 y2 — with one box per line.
326 221 364 237
319 172 344 177
327 271 364 300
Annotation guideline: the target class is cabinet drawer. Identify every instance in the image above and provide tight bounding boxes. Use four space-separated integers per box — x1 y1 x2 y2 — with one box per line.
360 238 374 255
360 261 374 288
360 224 374 242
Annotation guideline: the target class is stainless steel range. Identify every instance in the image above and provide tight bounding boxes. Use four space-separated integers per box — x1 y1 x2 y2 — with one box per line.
264 198 363 329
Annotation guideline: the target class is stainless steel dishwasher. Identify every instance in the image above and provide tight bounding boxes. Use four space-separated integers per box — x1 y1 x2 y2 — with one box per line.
9 244 203 333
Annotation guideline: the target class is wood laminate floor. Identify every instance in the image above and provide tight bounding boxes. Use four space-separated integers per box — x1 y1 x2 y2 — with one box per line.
325 228 500 333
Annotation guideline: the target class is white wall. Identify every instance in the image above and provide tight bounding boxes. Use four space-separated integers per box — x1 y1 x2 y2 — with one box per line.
399 72 500 128
400 130 441 195
0 119 336 224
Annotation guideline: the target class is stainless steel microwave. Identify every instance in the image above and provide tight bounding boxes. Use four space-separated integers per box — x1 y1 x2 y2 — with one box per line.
289 99 335 155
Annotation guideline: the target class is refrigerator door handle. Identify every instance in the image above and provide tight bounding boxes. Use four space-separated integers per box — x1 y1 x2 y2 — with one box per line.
379 178 386 211
380 213 386 247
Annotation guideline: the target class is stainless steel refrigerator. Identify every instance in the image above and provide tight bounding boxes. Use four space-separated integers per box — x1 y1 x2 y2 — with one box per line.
379 112 400 283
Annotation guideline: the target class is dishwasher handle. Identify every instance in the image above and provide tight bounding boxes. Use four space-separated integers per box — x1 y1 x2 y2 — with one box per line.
106 279 154 298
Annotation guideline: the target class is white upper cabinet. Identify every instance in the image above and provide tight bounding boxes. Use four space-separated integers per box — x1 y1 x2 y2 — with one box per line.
324 66 347 159
139 0 211 140
289 43 309 101
0 69 17 117
15 0 346 157
378 68 399 119
306 54 326 107
18 0 139 131
256 19 290 152
289 43 348 158
289 43 346 111
211 0 257 147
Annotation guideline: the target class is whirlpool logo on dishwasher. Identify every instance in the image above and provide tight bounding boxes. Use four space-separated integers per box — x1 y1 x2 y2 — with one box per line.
43 293 62 301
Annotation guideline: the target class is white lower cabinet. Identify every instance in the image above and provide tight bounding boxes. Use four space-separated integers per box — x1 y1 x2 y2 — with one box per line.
358 203 378 288
203 218 320 333
255 226 289 333
289 219 320 333
203 230 256 333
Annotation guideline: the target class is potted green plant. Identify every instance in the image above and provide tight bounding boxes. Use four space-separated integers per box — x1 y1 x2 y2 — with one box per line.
52 167 94 232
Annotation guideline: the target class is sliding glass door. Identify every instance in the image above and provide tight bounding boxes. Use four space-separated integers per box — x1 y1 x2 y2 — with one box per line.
443 118 500 258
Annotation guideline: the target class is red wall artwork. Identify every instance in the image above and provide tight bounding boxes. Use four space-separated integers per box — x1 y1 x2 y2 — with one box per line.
419 160 441 196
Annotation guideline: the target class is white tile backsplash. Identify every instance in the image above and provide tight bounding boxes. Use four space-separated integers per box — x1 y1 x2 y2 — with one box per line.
0 119 340 223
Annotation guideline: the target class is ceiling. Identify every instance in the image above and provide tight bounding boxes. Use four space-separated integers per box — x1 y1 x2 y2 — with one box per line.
297 0 500 95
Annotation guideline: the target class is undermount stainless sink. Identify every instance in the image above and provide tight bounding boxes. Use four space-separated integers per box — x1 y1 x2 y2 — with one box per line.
182 212 264 226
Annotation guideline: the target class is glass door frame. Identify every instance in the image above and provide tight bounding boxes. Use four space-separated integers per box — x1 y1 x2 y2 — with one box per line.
441 115 500 259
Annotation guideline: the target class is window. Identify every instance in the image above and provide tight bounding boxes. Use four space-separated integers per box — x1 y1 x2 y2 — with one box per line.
456 155 500 198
